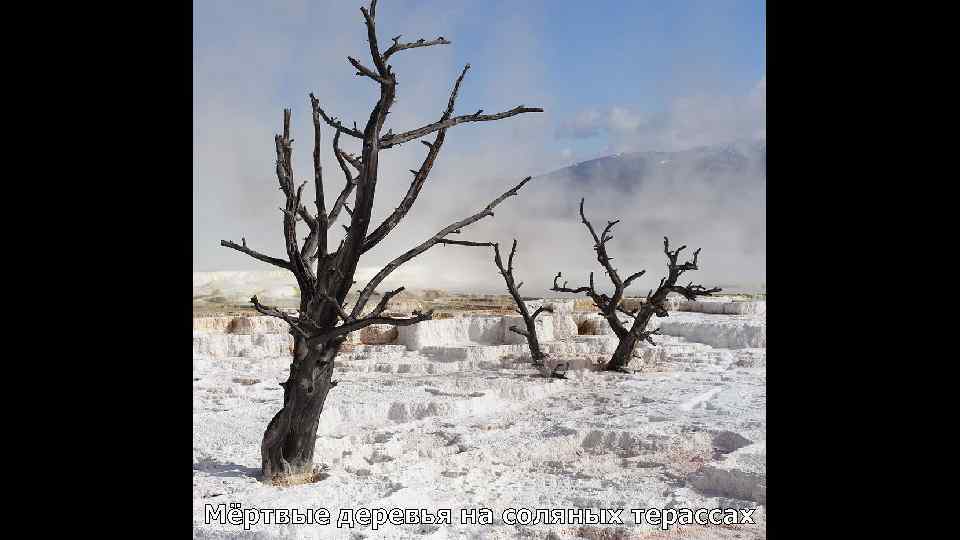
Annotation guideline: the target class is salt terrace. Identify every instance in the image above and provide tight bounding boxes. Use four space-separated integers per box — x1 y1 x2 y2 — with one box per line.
193 295 766 539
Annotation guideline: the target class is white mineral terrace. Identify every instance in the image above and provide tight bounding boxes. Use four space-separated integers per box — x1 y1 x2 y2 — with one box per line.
193 298 766 539
193 298 765 359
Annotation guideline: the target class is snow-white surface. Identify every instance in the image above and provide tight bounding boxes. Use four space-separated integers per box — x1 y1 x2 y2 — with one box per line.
192 308 764 359
656 313 766 349
690 441 767 504
193 332 292 359
680 300 766 316
396 316 504 349
194 308 766 538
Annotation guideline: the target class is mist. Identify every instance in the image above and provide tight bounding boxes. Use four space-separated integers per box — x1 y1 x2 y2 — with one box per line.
194 0 765 298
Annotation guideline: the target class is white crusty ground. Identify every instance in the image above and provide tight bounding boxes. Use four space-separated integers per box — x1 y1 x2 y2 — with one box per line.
193 313 766 539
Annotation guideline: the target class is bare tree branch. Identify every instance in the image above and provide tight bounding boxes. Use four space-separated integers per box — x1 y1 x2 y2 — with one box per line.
361 64 471 253
351 176 532 319
348 56 391 84
361 130 443 253
437 239 495 247
366 286 407 318
269 108 319 232
297 206 318 229
580 199 625 301
327 130 359 229
632 327 661 346
360 1 390 78
384 35 451 61
250 295 312 337
530 305 553 320
300 225 320 268
276 112 314 294
310 308 435 344
220 239 291 270
339 150 363 172
317 107 364 139
331 1 401 297
492 239 550 363
666 283 723 300
623 269 646 288
509 326 530 338
551 271 592 295
379 106 544 149
308 94 328 260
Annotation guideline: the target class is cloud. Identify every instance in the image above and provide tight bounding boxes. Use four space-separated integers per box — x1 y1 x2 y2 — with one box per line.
557 75 766 153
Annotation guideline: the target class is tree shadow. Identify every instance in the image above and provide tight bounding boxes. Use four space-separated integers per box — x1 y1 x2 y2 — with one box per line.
193 457 260 479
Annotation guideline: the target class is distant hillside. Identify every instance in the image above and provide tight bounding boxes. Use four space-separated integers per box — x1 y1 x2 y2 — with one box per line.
502 140 766 293
196 141 766 297
539 140 765 195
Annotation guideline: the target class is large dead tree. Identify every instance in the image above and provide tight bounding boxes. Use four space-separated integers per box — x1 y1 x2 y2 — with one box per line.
552 199 721 372
220 0 542 484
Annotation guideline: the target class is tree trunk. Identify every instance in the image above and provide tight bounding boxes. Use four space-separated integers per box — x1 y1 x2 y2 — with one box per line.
522 315 546 364
260 331 343 483
606 332 639 372
605 310 653 372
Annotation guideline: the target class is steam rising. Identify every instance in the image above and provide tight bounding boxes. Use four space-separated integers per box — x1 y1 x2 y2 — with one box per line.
195 1 765 297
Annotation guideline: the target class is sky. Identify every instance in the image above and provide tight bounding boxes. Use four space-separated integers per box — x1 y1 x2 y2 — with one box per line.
194 0 765 295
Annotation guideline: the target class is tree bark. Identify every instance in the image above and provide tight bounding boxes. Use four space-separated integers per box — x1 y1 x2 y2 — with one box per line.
607 333 638 372
605 311 652 372
520 316 546 363
260 326 343 482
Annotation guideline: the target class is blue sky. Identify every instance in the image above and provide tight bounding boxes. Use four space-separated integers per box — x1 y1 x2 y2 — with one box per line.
195 0 764 162
538 1 764 109
194 0 765 288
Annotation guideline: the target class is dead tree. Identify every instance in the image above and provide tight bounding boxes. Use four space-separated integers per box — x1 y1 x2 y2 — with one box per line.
491 240 552 366
219 0 542 483
552 199 721 373
435 238 552 366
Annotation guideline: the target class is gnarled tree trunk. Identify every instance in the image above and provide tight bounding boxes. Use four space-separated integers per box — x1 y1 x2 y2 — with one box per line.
261 333 341 481
605 311 652 372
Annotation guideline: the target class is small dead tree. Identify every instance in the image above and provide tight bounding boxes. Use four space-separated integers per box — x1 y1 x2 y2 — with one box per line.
491 240 552 365
552 199 721 372
220 0 542 483
436 238 554 368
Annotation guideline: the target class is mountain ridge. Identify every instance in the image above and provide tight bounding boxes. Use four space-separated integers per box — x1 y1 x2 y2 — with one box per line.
536 140 766 194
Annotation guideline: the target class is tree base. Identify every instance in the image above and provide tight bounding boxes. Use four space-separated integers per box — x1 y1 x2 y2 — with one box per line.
603 365 634 374
263 464 329 487
261 336 342 484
